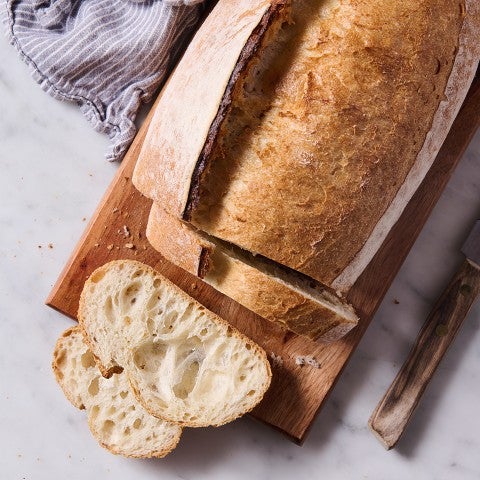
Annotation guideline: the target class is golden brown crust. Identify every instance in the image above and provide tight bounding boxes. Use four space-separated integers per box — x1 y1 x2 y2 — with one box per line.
133 0 478 298
206 248 357 341
185 1 291 220
132 0 278 216
146 203 213 278
190 0 476 288
147 203 357 341
331 0 480 291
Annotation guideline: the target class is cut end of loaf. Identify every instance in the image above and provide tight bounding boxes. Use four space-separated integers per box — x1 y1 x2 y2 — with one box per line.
147 203 358 342
52 326 182 458
79 260 272 428
205 243 358 342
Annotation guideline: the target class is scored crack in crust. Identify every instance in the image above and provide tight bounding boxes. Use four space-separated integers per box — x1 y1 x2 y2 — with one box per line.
52 326 182 458
78 260 272 428
184 0 291 221
132 0 281 218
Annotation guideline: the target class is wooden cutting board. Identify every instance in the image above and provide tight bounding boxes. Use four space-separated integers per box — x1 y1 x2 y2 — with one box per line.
47 75 480 444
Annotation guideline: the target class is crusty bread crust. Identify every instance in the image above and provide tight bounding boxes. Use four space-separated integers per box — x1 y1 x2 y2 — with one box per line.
78 260 272 428
331 0 480 291
146 204 214 278
188 0 478 289
132 0 284 216
147 203 358 341
133 0 479 295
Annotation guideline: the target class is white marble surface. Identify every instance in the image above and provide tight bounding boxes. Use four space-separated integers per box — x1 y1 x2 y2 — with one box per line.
1 26 480 480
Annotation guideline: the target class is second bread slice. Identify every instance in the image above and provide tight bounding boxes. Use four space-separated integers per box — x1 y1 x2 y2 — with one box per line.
79 260 272 428
52 326 182 458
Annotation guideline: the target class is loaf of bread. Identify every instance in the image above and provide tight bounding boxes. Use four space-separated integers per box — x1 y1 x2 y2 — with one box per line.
52 326 182 458
147 202 358 341
79 260 272 427
133 0 479 300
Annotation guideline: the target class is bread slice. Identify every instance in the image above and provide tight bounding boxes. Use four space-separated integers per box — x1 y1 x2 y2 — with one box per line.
52 326 182 458
147 203 358 341
133 0 480 294
145 202 215 279
78 260 272 427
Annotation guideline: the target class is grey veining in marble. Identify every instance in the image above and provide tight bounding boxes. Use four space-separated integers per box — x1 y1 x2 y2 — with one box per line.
1 26 479 480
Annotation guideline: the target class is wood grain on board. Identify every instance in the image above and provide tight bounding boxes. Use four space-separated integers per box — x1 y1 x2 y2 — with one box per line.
47 76 480 444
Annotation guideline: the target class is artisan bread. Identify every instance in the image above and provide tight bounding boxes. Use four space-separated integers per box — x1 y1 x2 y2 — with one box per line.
78 260 272 427
52 326 182 458
147 203 358 341
133 0 480 295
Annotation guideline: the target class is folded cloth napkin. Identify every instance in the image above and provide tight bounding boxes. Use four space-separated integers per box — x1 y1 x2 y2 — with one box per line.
3 0 205 161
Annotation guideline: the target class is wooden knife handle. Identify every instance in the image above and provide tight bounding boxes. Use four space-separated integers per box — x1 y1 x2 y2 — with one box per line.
368 258 480 450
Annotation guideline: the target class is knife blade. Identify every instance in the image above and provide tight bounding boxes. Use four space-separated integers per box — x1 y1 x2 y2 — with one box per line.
369 219 480 450
462 219 480 268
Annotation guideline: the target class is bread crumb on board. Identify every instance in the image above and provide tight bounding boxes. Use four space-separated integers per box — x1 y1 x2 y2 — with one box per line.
295 355 321 369
269 352 284 367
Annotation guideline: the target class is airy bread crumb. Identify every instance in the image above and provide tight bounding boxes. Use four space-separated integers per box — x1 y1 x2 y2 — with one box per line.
52 327 182 458
79 260 272 427
295 355 321 369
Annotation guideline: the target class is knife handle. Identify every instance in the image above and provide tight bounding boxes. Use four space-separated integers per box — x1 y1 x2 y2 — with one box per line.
369 258 480 450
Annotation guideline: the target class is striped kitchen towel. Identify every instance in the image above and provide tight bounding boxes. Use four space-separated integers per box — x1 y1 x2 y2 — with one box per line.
3 0 206 161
